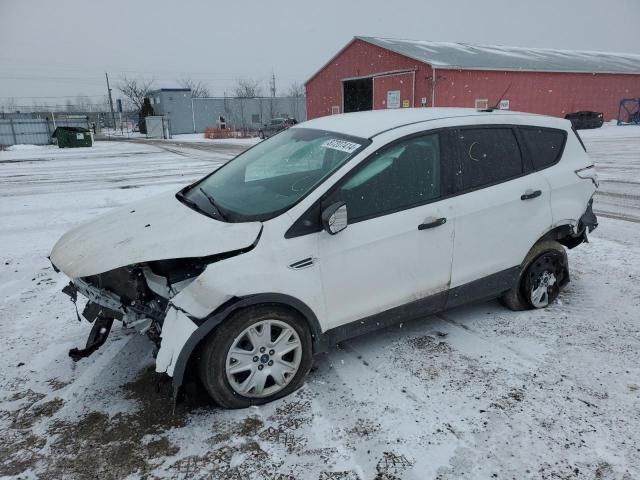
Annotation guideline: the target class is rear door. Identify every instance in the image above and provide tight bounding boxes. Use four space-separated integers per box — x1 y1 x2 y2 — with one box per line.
448 126 553 301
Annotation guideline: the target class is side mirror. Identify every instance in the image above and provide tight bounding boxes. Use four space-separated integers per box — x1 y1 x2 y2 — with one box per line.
321 202 348 235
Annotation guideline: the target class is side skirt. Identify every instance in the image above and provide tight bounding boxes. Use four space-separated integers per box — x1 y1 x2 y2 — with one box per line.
323 291 448 346
446 266 520 310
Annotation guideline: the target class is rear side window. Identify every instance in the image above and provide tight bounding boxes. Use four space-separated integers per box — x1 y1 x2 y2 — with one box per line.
520 127 567 170
457 128 523 190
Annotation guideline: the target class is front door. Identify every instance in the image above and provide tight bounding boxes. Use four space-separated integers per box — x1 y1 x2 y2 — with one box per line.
317 131 456 330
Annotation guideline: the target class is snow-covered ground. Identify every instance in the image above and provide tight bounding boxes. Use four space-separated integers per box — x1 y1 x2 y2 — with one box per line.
0 128 639 479
580 123 640 223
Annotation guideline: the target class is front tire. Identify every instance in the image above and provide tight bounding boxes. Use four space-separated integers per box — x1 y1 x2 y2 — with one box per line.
501 240 568 311
198 305 312 409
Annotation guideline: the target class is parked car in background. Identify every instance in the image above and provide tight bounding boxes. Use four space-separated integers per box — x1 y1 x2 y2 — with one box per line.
50 108 598 408
258 117 298 139
565 111 604 129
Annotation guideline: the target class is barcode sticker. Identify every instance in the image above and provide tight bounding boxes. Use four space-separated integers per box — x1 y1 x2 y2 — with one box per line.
321 139 361 154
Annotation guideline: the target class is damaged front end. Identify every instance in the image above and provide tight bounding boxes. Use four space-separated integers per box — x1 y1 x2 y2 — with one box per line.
58 259 205 361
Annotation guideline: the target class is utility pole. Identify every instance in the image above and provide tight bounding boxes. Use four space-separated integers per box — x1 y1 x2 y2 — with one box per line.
270 72 276 97
105 72 117 131
269 71 276 118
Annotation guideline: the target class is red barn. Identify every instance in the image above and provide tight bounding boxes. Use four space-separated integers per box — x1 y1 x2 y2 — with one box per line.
305 37 640 121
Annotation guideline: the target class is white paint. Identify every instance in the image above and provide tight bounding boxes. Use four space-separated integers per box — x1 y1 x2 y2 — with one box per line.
298 107 556 140
50 190 262 278
155 306 197 376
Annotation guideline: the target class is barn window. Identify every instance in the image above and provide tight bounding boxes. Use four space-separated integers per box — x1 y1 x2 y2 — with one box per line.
331 105 340 115
474 98 489 110
251 114 261 123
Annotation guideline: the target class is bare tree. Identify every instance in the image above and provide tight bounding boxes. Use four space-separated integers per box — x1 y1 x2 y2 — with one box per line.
233 78 263 98
286 82 305 121
117 76 154 112
179 78 210 98
231 79 263 134
1 97 17 113
287 82 305 98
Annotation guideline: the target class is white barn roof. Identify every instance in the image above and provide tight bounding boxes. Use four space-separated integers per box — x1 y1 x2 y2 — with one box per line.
357 36 640 74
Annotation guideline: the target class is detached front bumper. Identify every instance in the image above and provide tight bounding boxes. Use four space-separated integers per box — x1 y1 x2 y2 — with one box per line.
61 278 166 360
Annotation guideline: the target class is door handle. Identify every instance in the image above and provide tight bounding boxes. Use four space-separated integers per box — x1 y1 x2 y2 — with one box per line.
418 217 447 230
521 189 542 200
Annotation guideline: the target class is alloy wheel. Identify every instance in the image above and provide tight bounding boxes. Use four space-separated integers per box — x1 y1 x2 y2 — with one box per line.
225 319 302 398
527 254 562 308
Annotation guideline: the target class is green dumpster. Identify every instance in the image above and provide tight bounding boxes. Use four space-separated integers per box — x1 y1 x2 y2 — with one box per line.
52 126 93 148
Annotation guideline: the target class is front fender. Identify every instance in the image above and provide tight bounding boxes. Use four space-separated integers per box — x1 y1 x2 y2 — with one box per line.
169 293 325 399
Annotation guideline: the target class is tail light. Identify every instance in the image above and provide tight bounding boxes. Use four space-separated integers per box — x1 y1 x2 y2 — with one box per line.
575 165 599 187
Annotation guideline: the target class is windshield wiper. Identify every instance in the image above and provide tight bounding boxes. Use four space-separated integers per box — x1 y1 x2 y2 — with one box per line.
176 190 208 216
199 187 228 221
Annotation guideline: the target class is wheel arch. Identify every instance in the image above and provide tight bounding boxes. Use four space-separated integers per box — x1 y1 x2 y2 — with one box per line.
535 222 586 251
171 292 325 397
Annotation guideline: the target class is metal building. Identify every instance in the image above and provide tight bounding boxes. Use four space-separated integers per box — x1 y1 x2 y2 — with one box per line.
305 37 640 120
147 88 194 134
148 88 306 134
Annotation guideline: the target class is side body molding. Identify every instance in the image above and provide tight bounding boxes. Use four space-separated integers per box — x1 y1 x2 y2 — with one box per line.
171 293 325 395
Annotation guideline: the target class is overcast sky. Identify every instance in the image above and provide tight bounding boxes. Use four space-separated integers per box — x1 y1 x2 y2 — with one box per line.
1 0 639 108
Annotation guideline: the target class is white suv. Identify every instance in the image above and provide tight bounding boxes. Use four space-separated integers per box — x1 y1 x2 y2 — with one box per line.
50 108 598 408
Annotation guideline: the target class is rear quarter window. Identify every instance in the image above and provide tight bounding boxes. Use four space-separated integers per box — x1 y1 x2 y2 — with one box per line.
519 127 567 170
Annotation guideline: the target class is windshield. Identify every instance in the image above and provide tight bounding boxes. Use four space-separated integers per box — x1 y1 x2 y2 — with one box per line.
182 128 369 222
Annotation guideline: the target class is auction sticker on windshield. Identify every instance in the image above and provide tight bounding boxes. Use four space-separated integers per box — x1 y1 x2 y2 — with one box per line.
321 139 361 154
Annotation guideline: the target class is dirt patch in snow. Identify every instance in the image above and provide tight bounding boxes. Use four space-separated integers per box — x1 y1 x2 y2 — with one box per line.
0 368 187 479
0 390 60 476
42 367 184 479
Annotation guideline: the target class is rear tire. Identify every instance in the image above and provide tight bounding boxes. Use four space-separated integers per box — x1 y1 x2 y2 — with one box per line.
501 240 568 311
198 305 312 409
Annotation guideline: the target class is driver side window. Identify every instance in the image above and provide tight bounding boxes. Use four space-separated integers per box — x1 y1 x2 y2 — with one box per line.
327 133 443 222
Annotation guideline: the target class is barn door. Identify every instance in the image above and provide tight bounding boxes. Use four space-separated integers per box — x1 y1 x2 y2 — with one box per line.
373 71 415 110
343 78 373 113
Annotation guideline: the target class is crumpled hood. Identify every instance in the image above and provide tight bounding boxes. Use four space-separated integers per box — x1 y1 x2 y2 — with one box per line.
50 190 262 278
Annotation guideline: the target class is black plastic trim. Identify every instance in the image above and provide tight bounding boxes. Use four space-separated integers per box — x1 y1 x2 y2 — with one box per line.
323 291 448 346
446 267 520 309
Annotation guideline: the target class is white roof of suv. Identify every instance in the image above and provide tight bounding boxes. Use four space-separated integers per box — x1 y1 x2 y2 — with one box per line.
299 108 563 139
